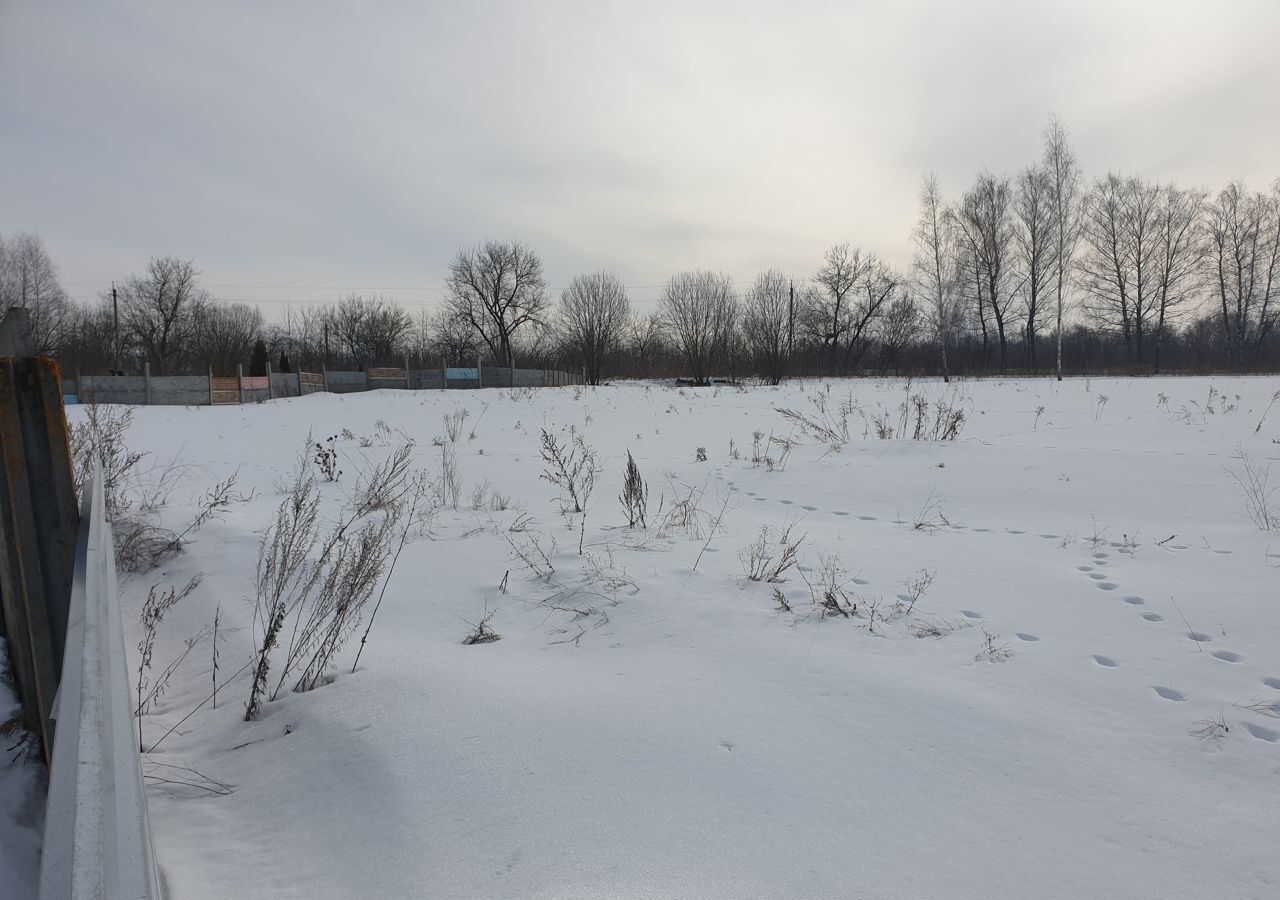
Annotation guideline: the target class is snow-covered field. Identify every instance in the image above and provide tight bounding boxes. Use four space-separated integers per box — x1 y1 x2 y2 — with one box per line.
51 377 1280 898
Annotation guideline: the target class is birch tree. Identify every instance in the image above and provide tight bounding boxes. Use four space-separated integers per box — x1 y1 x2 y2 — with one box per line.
1043 116 1082 381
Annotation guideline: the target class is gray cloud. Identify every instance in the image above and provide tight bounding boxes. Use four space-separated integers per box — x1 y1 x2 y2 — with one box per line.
2 0 1277 318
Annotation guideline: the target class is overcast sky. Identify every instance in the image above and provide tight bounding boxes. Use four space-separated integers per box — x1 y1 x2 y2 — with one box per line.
2 0 1277 318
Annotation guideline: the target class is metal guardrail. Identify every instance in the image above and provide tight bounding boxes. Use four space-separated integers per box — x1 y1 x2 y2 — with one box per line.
40 458 161 900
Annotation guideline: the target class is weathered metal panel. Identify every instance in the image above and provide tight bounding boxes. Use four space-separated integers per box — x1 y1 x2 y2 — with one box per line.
40 459 161 900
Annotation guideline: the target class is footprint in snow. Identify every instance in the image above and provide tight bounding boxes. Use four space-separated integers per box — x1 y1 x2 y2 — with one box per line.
961 610 983 619
1212 549 1233 555
1122 595 1145 605
852 577 870 586
1088 573 1107 580
1186 631 1213 643
779 499 793 505
857 515 876 521
1092 655 1119 668
1008 529 1026 535
832 511 849 516
1096 582 1118 591
973 527 991 533
1264 677 1280 690
1015 633 1040 642
1093 552 1109 559
1039 534 1059 539
801 506 817 511
1242 723 1279 743
1141 612 1164 622
1152 686 1186 701
1078 565 1095 572
718 741 735 752
1211 650 1244 664
752 497 767 502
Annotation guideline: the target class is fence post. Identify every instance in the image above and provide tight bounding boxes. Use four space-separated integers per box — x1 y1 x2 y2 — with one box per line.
208 367 214 405
143 361 152 405
236 364 244 404
266 359 274 400
0 357 80 764
477 357 483 389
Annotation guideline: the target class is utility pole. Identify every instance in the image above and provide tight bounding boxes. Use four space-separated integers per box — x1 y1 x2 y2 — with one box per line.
111 282 119 373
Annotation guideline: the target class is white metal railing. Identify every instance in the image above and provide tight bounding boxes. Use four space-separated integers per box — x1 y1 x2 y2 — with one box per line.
40 458 161 899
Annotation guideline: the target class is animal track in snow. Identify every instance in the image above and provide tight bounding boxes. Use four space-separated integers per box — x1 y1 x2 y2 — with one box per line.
1122 595 1145 605
972 527 991 533
1077 565 1094 572
1242 723 1279 743
1015 633 1040 642
832 511 849 516
1212 549 1233 555
857 515 876 521
1093 552 1109 559
1008 529 1026 535
1092 655 1119 668
1141 612 1164 622
1152 686 1186 701
1185 631 1213 643
752 497 767 502
778 499 793 505
1263 677 1280 690
960 610 983 619
852 577 870 586
801 505 817 511
1210 650 1244 664
1088 573 1107 580
1096 582 1118 591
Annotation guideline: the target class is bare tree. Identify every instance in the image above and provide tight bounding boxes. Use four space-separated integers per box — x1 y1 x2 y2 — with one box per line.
1044 116 1082 381
0 232 73 354
422 307 482 365
558 271 631 385
1152 185 1207 373
659 270 737 385
444 241 549 366
1014 165 1056 369
1079 173 1163 363
329 293 415 365
955 173 1017 372
623 311 669 378
807 244 875 370
1204 180 1280 366
912 173 957 381
117 256 207 374
874 290 920 374
59 300 118 373
742 269 792 385
189 302 263 374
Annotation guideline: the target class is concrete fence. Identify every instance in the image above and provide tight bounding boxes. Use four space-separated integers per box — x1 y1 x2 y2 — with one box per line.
68 363 583 406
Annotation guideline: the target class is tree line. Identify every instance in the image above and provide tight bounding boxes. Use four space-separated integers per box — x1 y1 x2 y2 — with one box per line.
4 118 1278 384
